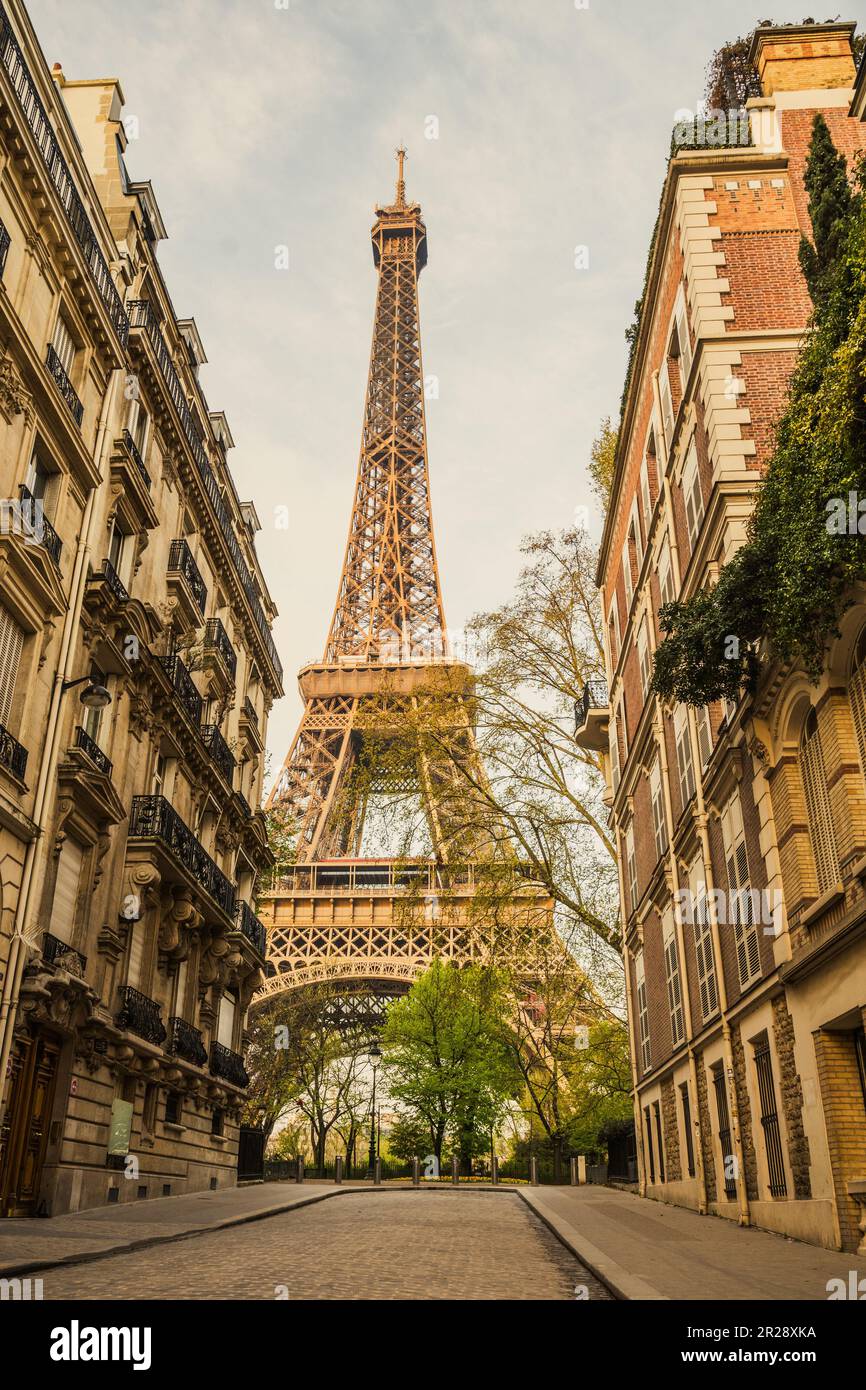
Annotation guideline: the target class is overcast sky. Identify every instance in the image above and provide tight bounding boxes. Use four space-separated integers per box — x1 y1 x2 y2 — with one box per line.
27 0 866 780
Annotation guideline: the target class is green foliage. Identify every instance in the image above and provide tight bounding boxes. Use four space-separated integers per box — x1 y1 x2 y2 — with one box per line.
588 417 618 510
382 961 519 1164
798 113 854 303
652 121 866 703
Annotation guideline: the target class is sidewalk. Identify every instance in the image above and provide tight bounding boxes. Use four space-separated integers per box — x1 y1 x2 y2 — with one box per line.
519 1183 866 1301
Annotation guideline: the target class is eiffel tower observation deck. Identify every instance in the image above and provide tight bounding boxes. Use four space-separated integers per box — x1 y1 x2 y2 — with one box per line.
259 153 551 1008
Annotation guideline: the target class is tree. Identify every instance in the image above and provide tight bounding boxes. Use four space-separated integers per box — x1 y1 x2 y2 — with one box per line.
588 417 618 511
798 113 854 305
382 961 518 1170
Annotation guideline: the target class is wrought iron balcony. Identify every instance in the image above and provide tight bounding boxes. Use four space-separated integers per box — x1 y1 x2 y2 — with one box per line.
0 217 9 277
42 931 86 975
121 428 151 490
74 725 112 777
210 1041 249 1089
168 1015 207 1067
204 617 237 681
18 485 61 568
242 696 258 726
116 984 167 1045
129 794 235 918
201 723 235 785
167 538 207 615
574 679 610 751
0 719 27 780
158 653 203 726
235 791 253 819
235 899 266 956
0 7 128 342
100 557 129 605
46 344 83 426
127 297 281 683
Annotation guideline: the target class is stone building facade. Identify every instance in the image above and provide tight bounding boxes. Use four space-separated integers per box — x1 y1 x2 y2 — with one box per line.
0 0 283 1216
580 23 866 1252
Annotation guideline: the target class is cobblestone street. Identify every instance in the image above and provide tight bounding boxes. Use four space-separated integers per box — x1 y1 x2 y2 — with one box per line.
33 1191 611 1301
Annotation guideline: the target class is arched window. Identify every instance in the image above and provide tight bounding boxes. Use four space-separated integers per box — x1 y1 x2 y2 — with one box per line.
848 627 866 774
800 707 839 892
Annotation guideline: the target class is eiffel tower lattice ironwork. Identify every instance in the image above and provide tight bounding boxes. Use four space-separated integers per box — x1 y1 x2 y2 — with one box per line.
259 152 550 1001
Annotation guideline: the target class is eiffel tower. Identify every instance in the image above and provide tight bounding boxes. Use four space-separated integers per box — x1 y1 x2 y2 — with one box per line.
258 152 549 1012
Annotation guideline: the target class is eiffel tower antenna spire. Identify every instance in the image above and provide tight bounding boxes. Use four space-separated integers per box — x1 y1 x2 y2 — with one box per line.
395 144 407 208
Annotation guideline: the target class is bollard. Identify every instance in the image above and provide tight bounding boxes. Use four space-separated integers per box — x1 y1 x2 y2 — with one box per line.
374 1157 382 1186
334 1156 343 1185
578 1155 587 1186
412 1156 420 1187
296 1156 304 1184
451 1156 459 1186
570 1156 578 1186
491 1155 499 1185
530 1156 539 1186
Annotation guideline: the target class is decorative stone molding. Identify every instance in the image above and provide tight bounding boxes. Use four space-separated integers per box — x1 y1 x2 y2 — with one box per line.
0 348 33 424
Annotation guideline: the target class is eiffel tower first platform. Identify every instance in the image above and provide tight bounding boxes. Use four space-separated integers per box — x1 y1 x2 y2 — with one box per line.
258 152 550 1014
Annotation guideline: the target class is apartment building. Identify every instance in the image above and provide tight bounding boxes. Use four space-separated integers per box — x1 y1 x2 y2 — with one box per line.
0 0 283 1215
579 22 866 1251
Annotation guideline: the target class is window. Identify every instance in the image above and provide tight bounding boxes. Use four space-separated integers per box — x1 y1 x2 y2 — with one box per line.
663 910 685 1046
640 456 652 538
673 302 692 383
212 1108 224 1137
630 503 644 569
165 1092 182 1127
635 951 650 1073
127 922 144 990
217 991 237 1050
25 452 51 503
650 757 667 859
643 1105 655 1183
52 837 84 944
622 540 633 612
653 1101 666 1183
721 791 761 990
680 1082 696 1177
800 708 840 893
683 441 704 551
659 361 674 444
713 1065 737 1198
753 1035 787 1197
690 857 719 1022
673 705 695 807
848 627 866 779
0 603 24 728
855 1028 866 1114
696 705 713 767
625 823 638 914
152 752 167 796
51 313 76 377
637 618 651 700
142 1082 158 1137
608 605 620 668
609 713 621 791
658 533 675 608
130 401 150 458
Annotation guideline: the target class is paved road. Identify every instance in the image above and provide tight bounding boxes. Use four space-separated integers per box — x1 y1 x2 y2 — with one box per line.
36 1190 612 1301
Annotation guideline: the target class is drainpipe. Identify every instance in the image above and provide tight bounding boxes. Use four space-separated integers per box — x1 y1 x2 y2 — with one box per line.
0 367 122 1128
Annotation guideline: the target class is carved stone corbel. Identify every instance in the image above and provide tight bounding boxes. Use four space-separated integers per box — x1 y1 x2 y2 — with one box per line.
0 347 33 424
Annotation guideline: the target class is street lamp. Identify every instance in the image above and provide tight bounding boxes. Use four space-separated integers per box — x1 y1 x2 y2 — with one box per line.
61 674 112 710
367 1041 382 1178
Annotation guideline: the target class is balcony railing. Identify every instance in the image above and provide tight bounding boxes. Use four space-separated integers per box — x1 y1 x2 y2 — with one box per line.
204 617 237 681
100 557 129 604
46 344 83 426
129 794 235 918
42 931 86 975
235 899 266 956
210 1041 249 1089
0 719 27 780
575 679 609 734
201 723 235 785
0 217 9 277
235 791 253 819
74 725 112 777
168 1015 207 1067
121 428 151 490
116 985 167 1045
18 485 61 568
158 653 203 726
127 298 281 683
242 696 258 726
167 539 207 616
0 6 128 344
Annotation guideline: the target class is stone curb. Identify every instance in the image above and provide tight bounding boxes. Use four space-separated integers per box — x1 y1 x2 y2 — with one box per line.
516 1190 666 1301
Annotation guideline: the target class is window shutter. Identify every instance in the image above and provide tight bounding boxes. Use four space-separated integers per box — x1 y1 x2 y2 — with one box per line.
52 314 76 376
697 706 713 767
650 758 667 858
0 604 24 727
625 823 638 914
52 837 84 944
635 952 651 1072
690 858 719 1021
663 910 684 1046
637 620 651 698
217 992 237 1049
640 458 652 535
127 924 144 989
622 541 633 611
677 307 692 380
610 714 621 790
800 720 839 892
659 362 674 443
659 535 674 607
674 706 695 806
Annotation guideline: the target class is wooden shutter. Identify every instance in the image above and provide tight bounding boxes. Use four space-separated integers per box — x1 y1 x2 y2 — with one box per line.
650 758 667 858
637 620 651 698
663 910 684 1046
722 794 760 989
127 925 143 989
659 535 674 606
697 706 713 767
635 952 650 1072
674 706 695 806
659 362 674 443
217 992 236 1050
622 540 633 611
52 314 76 375
0 604 24 727
850 659 866 777
625 824 638 913
800 720 840 892
52 838 83 944
640 457 652 535
690 857 719 1021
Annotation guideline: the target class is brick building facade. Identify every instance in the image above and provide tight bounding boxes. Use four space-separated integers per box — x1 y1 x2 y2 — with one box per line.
580 23 866 1251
